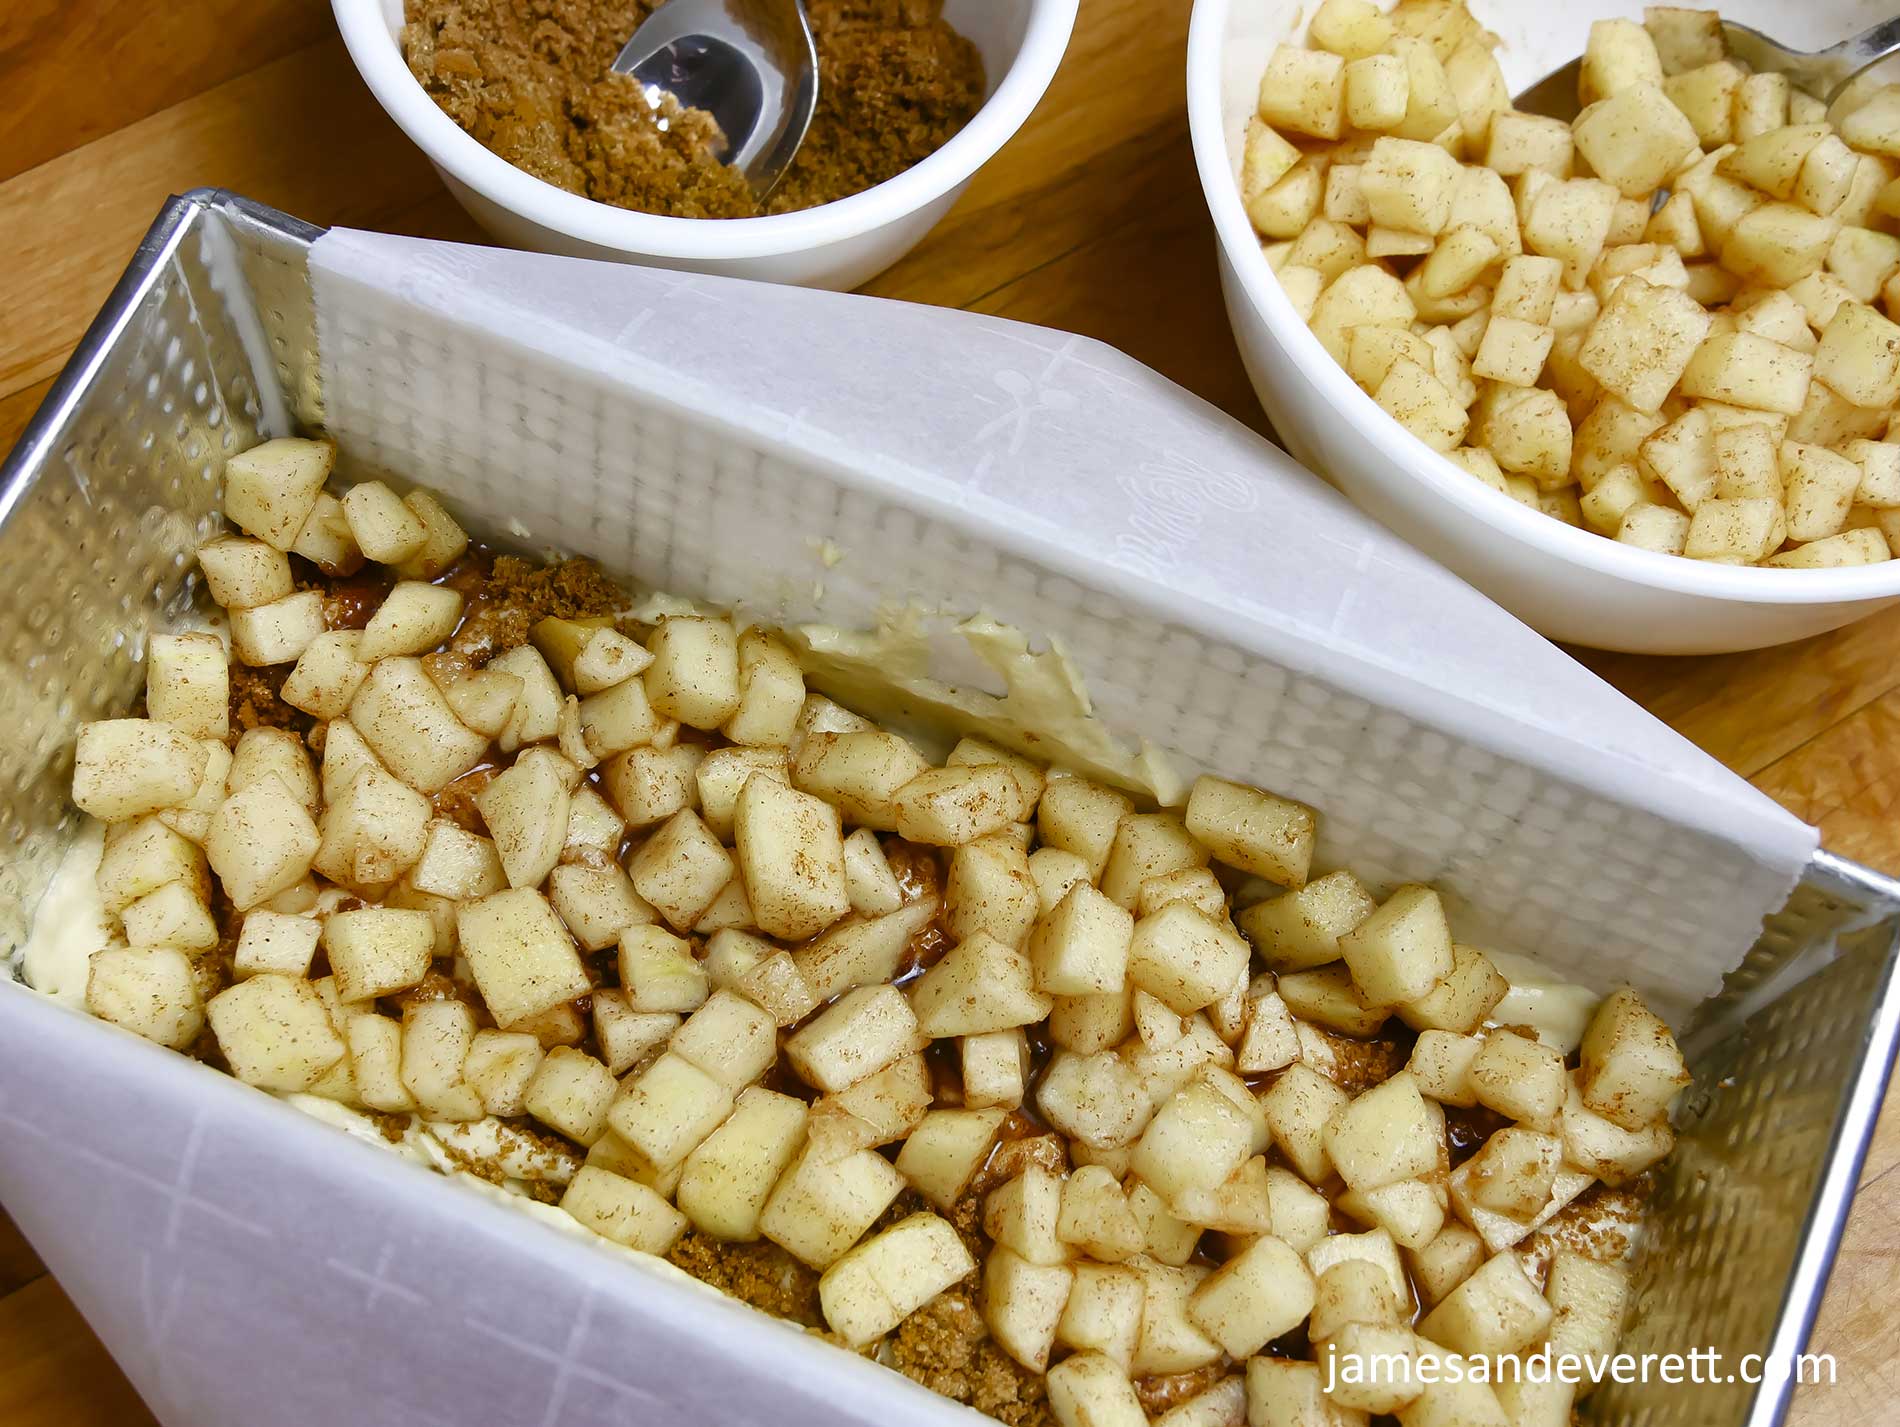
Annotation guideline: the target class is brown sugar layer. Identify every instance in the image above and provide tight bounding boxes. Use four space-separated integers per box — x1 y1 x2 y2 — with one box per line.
666 1231 825 1327
886 1288 1053 1427
401 0 984 219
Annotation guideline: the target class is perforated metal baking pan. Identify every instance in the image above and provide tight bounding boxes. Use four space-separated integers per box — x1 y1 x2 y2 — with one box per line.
2 190 1898 1427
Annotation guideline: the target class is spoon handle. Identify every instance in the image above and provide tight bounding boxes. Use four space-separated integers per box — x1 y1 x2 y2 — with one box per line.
1723 15 1900 103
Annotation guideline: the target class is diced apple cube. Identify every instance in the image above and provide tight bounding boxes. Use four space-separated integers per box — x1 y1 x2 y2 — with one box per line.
73 718 209 823
1408 1221 1486 1308
1560 1071 1676 1185
622 808 731 933
206 972 345 1091
1261 1063 1351 1184
1048 988 1136 1055
311 763 428 895
900 930 1047 1037
1469 1029 1566 1126
560 1166 688 1254
1127 902 1250 1016
390 489 468 579
890 764 1019 846
1579 275 1713 413
1277 964 1391 1037
839 827 904 916
983 1246 1075 1373
1408 1029 1482 1107
1339 884 1454 1006
356 581 462 662
1188 1233 1315 1359
1037 777 1132 878
1247 1358 1358 1427
1398 944 1507 1034
1183 775 1315 887
1815 301 1900 408
889 1107 1002 1211
463 1027 545 1117
962 1028 1030 1110
669 1086 807 1241
197 536 293 610
1573 84 1697 197
643 616 740 729
278 631 369 721
1100 812 1208 912
713 628 803 747
1580 987 1689 1128
523 1045 617 1145
784 984 923 1093
96 817 205 918
689 747 787 843
985 1165 1067 1267
222 437 332 550
944 838 1038 952
340 480 427 563
791 900 934 1002
351 656 491 794
819 1211 975 1348
1311 1257 1405 1341
1721 203 1840 288
808 1051 930 1152
1045 1352 1146 1427
1323 1071 1441 1194
1462 1126 1560 1217
145 632 229 741
1316 1324 1422 1413
1258 43 1346 141
230 909 320 980
400 998 484 1120
322 906 434 1002
659 990 774 1094
1047 1164 1136 1262
732 774 850 940
1238 870 1377 972
85 946 204 1049
343 1013 414 1112
757 1139 905 1269
455 888 590 1029
1133 1077 1254 1202
1035 1049 1150 1151
1057 1264 1146 1372
544 865 645 953
1841 84 1900 157
1546 1249 1631 1367
1417 1250 1551 1357
119 879 216 952
610 924 703 1015
791 730 929 831
577 664 664 760
1132 1258 1224 1377
600 744 703 830
206 773 320 909
606 1048 733 1173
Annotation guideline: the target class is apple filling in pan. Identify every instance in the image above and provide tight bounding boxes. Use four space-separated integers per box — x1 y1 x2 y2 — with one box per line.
61 436 1688 1426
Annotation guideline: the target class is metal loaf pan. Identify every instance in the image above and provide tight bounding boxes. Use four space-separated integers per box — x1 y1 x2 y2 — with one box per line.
1 191 1898 1427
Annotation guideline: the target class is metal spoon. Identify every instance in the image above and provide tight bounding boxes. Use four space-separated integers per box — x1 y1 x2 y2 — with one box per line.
611 0 819 201
1513 15 1900 122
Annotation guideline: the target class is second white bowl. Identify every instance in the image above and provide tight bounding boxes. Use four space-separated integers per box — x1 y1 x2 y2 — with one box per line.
1187 0 1900 653
334 0 1076 291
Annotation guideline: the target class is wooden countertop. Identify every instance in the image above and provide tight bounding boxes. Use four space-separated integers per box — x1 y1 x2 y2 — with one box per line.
2 2 1896 1423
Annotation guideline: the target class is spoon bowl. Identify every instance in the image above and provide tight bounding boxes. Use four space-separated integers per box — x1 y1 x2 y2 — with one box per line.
1513 14 1900 120
613 0 820 200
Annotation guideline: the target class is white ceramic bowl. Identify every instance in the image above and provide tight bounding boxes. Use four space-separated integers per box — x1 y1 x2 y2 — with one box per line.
334 0 1075 291
1187 0 1900 653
